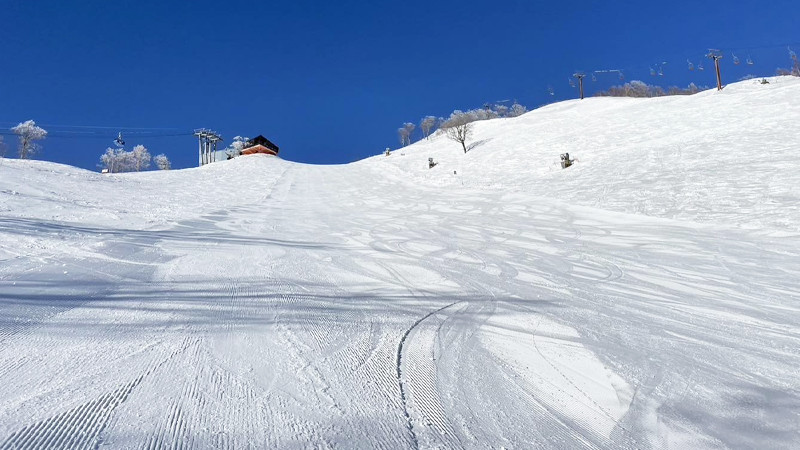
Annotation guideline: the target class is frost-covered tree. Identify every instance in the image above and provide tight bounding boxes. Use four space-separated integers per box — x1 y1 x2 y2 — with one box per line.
493 105 509 117
131 144 151 171
441 111 473 153
403 123 416 144
11 120 47 159
228 136 249 157
397 127 410 146
154 154 171 170
0 135 5 157
420 116 437 140
99 145 152 173
509 102 527 117
100 148 130 173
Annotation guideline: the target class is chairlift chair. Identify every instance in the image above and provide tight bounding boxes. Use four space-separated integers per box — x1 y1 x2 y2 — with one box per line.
687 59 695 71
649 66 657 76
114 132 125 147
746 55 754 65
569 78 576 88
732 53 741 65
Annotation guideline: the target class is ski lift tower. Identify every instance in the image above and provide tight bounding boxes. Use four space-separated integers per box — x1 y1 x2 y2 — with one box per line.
194 129 223 166
573 72 587 100
707 49 724 91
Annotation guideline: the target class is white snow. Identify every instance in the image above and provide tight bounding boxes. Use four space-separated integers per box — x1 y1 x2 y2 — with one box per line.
1 77 799 449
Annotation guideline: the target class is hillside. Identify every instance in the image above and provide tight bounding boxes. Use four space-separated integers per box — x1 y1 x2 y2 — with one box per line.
0 78 798 449
369 76 800 234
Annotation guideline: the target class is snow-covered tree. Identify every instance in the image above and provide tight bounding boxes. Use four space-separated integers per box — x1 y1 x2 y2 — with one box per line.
397 127 410 146
509 102 527 117
493 105 509 117
403 122 416 144
154 154 171 170
441 111 474 153
131 145 151 171
100 148 130 173
99 145 152 173
0 135 5 157
11 120 47 159
228 136 249 157
420 116 437 140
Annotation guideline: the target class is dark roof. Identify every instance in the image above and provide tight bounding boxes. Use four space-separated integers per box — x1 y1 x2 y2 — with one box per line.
246 135 279 153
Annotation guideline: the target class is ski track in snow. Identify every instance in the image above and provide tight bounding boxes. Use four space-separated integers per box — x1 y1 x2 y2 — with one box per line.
1 79 800 448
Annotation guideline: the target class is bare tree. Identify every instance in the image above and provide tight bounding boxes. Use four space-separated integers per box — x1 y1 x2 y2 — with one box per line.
154 154 171 170
420 116 437 139
11 120 47 159
441 111 473 153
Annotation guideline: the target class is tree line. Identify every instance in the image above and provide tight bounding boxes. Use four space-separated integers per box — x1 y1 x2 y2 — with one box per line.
396 101 528 148
0 119 171 173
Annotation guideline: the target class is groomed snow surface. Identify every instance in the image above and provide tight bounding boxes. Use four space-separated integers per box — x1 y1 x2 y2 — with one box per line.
1 77 799 449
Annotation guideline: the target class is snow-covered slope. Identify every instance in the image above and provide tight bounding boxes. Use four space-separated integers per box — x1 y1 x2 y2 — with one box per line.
368 76 800 234
1 78 799 449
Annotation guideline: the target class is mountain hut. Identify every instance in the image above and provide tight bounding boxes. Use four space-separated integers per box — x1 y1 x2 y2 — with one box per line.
241 135 280 156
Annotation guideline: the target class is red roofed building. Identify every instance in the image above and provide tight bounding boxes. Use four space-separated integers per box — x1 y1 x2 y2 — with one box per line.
241 135 279 156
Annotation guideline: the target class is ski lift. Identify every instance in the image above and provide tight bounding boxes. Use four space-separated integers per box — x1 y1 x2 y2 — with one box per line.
746 55 754 65
687 59 695 71
114 132 125 147
569 78 576 88
547 86 555 96
658 65 665 76
649 66 657 76
732 53 741 65
591 72 597 82
618 70 625 81
697 61 705 71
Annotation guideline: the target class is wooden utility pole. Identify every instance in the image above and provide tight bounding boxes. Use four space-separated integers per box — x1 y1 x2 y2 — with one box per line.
707 50 724 91
573 73 587 100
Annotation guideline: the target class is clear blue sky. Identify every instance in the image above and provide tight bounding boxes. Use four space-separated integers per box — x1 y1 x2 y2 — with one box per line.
2 0 798 170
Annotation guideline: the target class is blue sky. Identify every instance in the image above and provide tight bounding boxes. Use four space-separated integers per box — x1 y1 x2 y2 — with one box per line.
2 0 798 170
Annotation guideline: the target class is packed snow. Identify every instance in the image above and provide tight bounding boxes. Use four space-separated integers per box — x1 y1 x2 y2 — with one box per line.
1 77 799 449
